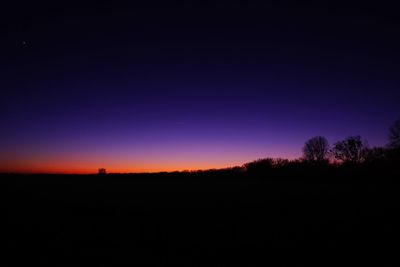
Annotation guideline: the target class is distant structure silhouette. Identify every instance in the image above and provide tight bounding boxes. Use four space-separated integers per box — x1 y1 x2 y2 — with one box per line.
98 168 107 175
302 136 329 162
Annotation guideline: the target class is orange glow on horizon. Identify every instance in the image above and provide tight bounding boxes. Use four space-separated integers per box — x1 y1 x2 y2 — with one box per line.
0 163 240 174
0 159 251 174
0 148 300 174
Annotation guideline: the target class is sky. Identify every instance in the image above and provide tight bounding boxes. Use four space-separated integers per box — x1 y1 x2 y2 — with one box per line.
1 1 400 173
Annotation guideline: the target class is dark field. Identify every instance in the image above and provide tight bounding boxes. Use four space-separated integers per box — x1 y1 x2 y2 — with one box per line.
4 170 398 266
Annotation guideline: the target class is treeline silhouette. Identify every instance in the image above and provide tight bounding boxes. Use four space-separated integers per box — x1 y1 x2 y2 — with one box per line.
246 117 400 168
98 117 400 180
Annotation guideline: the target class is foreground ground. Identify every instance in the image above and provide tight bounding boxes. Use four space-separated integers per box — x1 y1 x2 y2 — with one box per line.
4 171 398 266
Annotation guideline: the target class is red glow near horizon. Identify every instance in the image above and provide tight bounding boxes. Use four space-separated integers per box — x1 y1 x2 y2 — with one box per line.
0 147 300 174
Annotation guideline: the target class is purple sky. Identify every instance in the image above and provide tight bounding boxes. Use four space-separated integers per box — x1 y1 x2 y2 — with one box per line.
1 1 399 173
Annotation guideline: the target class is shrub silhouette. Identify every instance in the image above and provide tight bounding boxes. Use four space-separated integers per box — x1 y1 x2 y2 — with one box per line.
302 136 329 162
243 158 274 174
364 147 387 163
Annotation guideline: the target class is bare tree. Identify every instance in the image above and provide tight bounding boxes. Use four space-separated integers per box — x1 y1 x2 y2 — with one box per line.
331 136 368 163
388 118 400 149
302 136 329 162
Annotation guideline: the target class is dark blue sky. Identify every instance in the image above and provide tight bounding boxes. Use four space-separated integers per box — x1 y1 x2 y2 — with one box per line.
1 1 399 173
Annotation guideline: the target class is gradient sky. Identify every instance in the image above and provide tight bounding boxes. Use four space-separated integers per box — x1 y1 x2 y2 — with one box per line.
1 1 400 173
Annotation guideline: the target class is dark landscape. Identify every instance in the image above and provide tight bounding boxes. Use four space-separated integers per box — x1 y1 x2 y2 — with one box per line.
4 154 400 265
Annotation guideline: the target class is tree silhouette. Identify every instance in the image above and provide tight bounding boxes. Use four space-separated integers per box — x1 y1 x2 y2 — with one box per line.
364 147 387 162
331 136 368 163
302 136 329 162
388 118 400 149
